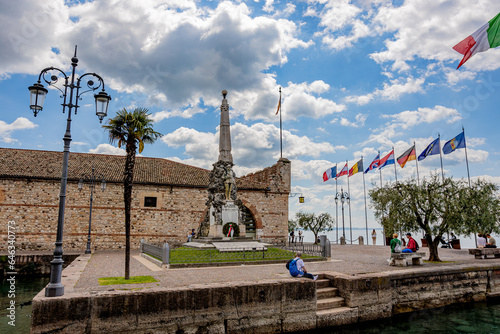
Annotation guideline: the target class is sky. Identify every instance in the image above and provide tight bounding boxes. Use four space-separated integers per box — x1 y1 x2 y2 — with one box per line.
1 0 500 239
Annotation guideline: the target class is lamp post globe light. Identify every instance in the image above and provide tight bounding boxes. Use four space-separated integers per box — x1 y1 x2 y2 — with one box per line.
78 166 106 255
28 46 111 297
335 188 349 241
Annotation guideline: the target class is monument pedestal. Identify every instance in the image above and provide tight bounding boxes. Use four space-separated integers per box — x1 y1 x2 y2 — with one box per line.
209 224 223 238
221 201 238 225
209 201 240 238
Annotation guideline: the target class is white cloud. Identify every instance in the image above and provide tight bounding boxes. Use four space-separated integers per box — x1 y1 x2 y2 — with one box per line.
366 105 462 146
0 117 38 143
370 0 500 71
161 122 347 172
88 144 126 156
263 0 275 13
345 76 425 105
151 105 205 122
230 78 345 121
0 0 313 115
339 113 367 128
444 68 477 86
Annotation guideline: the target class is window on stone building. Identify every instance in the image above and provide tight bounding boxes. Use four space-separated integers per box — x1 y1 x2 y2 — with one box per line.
144 196 157 208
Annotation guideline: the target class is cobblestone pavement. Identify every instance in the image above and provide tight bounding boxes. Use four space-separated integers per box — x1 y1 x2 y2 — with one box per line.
74 245 499 292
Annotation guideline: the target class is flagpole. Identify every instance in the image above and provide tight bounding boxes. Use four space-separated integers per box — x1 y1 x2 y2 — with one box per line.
414 142 420 186
279 87 283 159
362 157 369 243
463 127 471 188
438 134 444 182
335 164 338 244
393 146 398 183
346 160 353 244
462 126 475 247
378 151 383 187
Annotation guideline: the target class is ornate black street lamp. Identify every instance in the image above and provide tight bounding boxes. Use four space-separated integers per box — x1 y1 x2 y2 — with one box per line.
78 166 106 254
335 188 349 242
28 46 111 297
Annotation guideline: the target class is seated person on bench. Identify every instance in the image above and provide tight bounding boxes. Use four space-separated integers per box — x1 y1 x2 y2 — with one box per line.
402 233 417 253
486 234 497 248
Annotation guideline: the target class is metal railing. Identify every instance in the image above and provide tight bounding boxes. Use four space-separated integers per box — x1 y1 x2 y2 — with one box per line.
140 240 169 265
283 236 331 257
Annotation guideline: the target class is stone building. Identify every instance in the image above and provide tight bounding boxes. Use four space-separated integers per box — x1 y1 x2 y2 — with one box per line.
0 147 290 251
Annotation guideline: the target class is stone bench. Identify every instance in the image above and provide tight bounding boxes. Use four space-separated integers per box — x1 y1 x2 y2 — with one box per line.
468 248 500 259
390 252 425 267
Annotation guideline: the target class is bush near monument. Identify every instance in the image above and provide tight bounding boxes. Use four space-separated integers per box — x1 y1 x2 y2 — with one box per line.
222 222 240 237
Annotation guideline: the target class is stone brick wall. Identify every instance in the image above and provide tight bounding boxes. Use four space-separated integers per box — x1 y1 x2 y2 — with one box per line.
328 263 500 322
0 161 289 251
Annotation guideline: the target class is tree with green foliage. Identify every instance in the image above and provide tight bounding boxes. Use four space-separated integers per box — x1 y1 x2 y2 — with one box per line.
103 108 162 279
369 174 499 262
294 212 334 244
288 219 298 232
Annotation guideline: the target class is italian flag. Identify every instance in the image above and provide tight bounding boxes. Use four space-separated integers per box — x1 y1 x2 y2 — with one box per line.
453 12 500 69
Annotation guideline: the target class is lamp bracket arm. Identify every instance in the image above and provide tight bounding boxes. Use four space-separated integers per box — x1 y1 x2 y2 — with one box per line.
38 67 69 96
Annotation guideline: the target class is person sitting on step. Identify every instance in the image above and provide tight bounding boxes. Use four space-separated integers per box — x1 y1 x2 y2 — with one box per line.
288 252 318 281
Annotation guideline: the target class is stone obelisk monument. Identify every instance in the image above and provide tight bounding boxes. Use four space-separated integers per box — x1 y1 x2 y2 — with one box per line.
201 90 243 238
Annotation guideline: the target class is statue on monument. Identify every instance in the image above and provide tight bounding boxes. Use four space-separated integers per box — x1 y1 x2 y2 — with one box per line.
224 166 235 201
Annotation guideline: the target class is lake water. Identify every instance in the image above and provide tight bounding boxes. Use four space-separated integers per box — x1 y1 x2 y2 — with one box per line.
0 276 49 334
311 300 500 334
299 229 482 249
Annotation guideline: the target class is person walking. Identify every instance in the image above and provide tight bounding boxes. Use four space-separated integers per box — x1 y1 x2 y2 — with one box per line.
371 229 377 245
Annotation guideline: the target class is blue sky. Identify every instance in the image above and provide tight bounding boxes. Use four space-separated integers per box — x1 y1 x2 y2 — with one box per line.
1 0 500 235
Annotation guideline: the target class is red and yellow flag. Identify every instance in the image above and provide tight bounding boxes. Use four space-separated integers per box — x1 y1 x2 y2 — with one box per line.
397 145 416 168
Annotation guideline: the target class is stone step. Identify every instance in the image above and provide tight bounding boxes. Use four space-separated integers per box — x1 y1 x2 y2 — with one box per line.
316 306 355 317
316 307 359 328
317 297 345 311
315 279 331 289
317 287 339 299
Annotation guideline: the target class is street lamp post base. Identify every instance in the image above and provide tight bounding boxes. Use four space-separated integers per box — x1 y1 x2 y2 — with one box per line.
45 284 64 297
85 249 92 254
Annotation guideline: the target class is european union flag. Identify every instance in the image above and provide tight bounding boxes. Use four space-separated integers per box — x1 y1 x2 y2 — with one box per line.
418 137 440 161
443 131 466 154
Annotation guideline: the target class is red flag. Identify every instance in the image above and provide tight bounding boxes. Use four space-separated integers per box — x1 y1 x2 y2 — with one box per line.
336 163 348 179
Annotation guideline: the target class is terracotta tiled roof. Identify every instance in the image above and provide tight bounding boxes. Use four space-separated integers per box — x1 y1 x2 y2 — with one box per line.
0 148 267 189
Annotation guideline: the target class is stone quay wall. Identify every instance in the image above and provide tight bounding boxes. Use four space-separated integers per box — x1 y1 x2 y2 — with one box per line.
326 264 500 325
31 279 317 334
31 260 500 333
0 177 288 252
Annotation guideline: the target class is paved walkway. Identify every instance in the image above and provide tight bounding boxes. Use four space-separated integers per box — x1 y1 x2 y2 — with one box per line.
72 245 498 293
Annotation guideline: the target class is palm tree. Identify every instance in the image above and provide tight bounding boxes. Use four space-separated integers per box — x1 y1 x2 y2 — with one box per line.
103 108 162 279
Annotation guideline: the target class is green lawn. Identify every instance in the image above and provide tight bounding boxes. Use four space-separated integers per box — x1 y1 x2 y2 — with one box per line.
168 247 319 264
98 275 158 285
